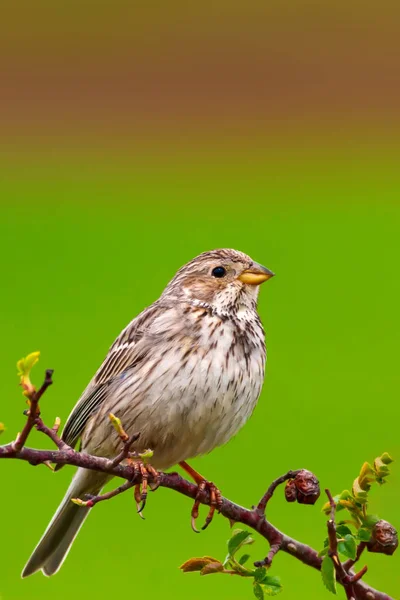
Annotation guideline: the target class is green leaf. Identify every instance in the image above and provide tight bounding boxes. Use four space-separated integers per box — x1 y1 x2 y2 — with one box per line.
338 535 357 560
362 514 380 529
228 530 253 556
323 491 353 514
358 462 376 490
239 554 251 565
318 547 329 558
379 452 394 465
358 528 372 542
335 490 355 513
352 478 369 504
336 525 353 538
16 351 40 377
340 490 354 501
374 454 392 482
322 499 336 515
375 465 389 477
321 555 336 595
254 567 267 583
17 351 41 398
260 575 283 596
253 583 264 600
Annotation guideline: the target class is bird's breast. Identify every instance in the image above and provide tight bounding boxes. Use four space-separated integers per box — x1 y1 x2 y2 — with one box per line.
95 312 266 469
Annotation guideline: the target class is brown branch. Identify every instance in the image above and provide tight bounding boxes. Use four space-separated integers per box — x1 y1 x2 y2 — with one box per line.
0 370 395 600
257 469 301 513
0 443 393 599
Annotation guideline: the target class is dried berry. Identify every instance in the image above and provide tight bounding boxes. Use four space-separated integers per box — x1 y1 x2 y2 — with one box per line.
295 470 320 504
367 520 398 556
285 470 320 505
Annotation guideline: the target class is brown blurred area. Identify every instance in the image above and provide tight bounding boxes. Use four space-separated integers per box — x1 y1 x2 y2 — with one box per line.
1 1 400 143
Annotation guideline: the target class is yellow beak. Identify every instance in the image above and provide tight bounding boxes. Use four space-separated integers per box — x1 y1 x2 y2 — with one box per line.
238 262 275 285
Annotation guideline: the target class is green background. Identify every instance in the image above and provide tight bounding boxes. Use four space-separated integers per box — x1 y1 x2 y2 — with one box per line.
1 1 400 598
1 159 399 599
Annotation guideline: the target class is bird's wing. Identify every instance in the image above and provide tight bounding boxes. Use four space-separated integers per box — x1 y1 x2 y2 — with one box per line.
61 302 161 449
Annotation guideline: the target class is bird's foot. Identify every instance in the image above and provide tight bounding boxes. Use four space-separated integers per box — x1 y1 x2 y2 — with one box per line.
191 479 223 532
128 449 160 518
178 461 222 532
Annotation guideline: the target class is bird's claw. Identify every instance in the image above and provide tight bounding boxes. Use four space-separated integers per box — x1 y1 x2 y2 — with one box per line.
129 451 160 519
190 480 222 533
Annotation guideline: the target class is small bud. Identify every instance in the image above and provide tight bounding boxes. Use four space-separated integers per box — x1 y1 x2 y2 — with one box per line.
285 470 320 505
17 351 40 399
108 413 129 441
139 448 154 460
71 497 94 508
52 417 61 432
367 520 398 556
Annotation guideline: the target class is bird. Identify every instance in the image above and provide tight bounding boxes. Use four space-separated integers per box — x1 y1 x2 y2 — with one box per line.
22 248 274 578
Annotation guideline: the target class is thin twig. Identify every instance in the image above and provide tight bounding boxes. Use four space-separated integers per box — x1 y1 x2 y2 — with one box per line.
254 543 281 568
12 369 54 451
35 417 69 450
343 542 367 572
110 432 141 467
73 480 135 507
257 469 301 513
33 369 54 404
351 565 369 584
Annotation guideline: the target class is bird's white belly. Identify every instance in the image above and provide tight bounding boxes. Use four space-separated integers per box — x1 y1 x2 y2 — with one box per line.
87 316 265 470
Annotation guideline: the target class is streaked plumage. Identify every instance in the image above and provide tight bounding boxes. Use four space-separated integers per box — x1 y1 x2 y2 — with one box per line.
22 249 273 578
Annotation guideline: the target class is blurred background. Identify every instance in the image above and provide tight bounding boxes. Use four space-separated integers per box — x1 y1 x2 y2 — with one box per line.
1 1 399 598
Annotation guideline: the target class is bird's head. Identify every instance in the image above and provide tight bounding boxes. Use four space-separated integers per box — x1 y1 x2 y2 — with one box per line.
163 249 274 315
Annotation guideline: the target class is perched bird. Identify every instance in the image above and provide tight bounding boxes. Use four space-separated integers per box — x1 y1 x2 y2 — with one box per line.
22 248 274 578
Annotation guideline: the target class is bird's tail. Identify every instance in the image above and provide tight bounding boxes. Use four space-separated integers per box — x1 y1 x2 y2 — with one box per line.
22 468 110 578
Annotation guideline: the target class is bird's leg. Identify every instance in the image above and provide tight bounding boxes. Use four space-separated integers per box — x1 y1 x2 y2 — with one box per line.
128 449 160 518
179 461 223 533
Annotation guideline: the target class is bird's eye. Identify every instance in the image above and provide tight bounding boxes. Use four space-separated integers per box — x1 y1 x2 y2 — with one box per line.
212 266 226 278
